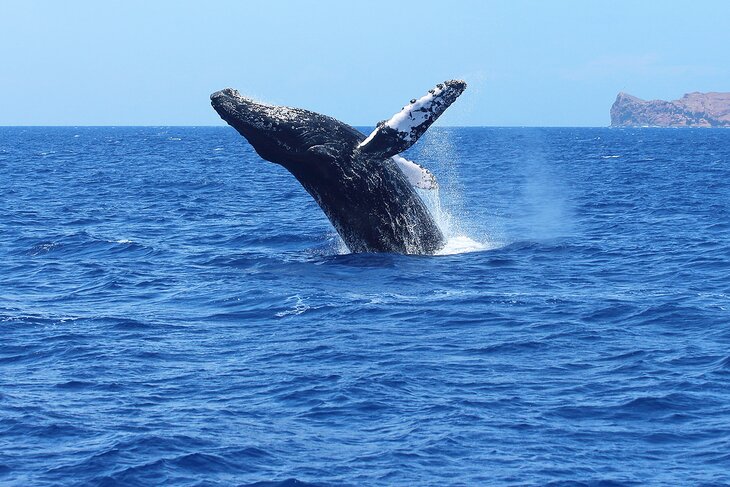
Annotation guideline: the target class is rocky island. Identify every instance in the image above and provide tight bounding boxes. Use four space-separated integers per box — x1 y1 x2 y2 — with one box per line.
610 92 730 127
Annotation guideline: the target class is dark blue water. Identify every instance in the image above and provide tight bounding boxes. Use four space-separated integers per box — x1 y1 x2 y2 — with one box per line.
1 126 729 486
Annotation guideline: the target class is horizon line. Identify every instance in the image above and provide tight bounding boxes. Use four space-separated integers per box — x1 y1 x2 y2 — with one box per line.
5 125 728 130
1 124 618 129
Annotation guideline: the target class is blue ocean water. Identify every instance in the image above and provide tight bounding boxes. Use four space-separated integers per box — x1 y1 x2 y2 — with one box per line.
1 126 729 486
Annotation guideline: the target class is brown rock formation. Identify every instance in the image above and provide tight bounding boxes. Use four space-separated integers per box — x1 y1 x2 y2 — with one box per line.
610 92 730 127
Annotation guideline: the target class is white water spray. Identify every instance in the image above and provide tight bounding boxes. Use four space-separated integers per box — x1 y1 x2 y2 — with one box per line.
413 129 499 255
418 187 487 255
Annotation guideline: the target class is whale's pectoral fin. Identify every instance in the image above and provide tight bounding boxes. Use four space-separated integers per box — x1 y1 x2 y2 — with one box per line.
392 155 438 190
357 79 466 159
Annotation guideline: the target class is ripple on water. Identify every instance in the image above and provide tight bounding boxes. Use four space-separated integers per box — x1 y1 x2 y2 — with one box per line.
1 127 729 485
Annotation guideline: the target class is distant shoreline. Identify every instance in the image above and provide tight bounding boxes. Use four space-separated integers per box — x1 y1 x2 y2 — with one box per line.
610 91 730 128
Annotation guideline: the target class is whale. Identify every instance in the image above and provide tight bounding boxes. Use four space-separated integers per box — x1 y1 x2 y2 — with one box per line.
210 80 466 254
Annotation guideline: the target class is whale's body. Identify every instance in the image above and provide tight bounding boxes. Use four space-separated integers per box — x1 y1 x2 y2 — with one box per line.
211 80 466 254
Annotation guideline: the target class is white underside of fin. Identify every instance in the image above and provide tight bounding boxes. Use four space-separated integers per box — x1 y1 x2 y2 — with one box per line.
392 155 438 190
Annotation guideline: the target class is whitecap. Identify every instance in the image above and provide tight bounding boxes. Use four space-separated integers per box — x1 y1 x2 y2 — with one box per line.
275 295 310 317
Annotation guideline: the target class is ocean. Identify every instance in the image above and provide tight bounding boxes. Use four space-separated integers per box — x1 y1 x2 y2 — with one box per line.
1 126 729 486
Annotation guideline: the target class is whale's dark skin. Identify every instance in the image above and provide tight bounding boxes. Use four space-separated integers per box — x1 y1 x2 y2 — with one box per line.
210 80 466 254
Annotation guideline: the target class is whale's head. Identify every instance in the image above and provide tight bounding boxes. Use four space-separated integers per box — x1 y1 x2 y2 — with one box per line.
211 89 361 167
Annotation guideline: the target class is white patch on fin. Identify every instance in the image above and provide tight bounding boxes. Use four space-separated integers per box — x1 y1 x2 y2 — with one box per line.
392 155 438 190
385 86 446 140
356 80 466 159
358 87 445 149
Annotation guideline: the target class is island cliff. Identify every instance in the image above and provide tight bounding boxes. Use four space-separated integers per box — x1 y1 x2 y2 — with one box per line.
610 92 730 127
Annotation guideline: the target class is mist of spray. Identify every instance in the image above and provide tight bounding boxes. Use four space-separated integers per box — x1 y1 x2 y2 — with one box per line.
511 137 574 242
415 129 491 255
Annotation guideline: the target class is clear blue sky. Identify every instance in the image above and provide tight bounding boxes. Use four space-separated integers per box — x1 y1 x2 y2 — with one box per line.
2 1 728 126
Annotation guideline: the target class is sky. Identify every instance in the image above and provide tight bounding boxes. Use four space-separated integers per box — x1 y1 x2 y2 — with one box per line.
1 0 729 126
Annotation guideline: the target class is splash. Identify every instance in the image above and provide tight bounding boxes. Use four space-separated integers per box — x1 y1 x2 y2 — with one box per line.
412 128 499 255
419 187 492 255
323 187 490 256
327 128 496 256
436 235 487 255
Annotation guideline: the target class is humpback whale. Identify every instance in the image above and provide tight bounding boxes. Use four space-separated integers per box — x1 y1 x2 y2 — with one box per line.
210 80 466 254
